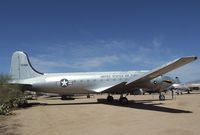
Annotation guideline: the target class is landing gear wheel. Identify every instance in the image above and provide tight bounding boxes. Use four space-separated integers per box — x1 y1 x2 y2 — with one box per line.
107 95 114 102
119 97 128 105
61 95 67 100
159 94 165 101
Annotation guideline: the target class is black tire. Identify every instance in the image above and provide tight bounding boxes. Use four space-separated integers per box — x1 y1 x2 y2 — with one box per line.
119 97 128 105
61 95 67 100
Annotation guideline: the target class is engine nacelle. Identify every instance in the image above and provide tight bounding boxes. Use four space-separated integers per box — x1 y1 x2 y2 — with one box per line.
131 88 144 95
150 76 174 92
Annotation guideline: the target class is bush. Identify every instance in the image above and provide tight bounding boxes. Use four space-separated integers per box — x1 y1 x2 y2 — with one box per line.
0 73 27 115
0 102 12 115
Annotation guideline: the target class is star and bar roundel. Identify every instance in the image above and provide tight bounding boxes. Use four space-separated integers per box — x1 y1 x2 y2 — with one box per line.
60 78 72 87
60 79 68 87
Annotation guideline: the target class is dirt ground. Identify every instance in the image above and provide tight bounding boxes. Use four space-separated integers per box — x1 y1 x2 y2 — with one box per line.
1 92 200 135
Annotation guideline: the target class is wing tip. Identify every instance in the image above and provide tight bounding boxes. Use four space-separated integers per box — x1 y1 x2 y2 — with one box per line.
181 56 198 61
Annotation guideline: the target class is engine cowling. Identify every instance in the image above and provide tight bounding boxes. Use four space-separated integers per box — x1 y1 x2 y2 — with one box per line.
131 88 144 95
150 76 174 92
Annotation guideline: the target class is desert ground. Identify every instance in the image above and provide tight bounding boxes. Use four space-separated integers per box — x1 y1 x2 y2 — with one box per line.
1 92 200 135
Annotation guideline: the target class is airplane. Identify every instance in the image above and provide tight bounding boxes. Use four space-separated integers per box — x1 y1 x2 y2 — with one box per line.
171 77 200 94
188 83 200 91
9 51 197 104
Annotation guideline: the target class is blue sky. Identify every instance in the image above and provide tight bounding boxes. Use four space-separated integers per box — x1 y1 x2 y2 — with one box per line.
0 0 200 82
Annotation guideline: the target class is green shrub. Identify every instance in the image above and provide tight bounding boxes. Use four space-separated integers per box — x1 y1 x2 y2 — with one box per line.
0 73 27 115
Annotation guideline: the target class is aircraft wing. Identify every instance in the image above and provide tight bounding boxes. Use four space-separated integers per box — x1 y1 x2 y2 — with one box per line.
126 56 197 87
99 56 197 93
92 82 126 93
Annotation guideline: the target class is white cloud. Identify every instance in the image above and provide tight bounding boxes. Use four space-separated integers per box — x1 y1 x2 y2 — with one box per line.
28 38 199 82
29 40 130 71
72 55 119 69
30 38 168 71
30 55 119 72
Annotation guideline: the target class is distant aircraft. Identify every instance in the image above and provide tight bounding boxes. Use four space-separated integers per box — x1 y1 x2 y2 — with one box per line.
172 77 200 94
188 83 200 91
9 51 197 104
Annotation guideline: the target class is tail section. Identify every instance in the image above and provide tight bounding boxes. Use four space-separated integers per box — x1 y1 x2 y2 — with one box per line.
10 51 43 80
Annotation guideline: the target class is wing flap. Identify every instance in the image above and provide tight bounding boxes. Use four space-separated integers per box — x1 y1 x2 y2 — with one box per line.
92 82 127 93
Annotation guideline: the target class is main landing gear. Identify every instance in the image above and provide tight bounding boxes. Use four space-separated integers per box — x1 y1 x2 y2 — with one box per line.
119 96 128 105
107 95 114 102
159 93 165 101
106 94 129 105
61 95 74 100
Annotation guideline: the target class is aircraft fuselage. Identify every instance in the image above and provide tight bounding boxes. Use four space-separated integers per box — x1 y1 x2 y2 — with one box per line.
16 71 173 95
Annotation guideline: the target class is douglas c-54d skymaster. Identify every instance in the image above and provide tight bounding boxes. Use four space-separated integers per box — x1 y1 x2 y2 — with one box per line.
9 51 197 104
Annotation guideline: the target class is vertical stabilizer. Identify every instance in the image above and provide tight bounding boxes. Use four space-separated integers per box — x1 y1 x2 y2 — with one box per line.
10 51 43 80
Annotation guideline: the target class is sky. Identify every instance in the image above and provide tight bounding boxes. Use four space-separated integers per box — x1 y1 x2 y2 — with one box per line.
0 0 200 82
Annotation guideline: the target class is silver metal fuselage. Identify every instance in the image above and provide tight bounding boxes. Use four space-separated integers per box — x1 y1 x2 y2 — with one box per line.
18 70 172 95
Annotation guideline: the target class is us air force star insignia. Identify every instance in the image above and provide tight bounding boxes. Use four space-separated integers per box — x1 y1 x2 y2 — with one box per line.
60 79 69 87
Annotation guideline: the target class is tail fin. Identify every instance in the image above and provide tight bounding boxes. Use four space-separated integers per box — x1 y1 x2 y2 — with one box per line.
10 51 43 80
